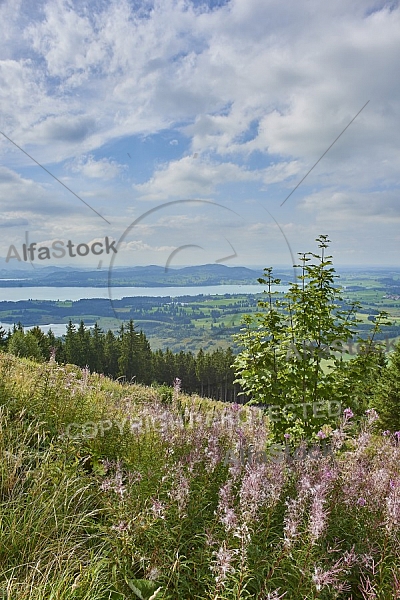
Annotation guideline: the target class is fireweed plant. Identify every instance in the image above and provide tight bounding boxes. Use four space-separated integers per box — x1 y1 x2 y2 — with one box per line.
0 353 399 598
233 235 391 443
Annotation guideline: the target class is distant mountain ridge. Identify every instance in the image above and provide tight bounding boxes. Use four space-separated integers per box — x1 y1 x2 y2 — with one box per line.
0 263 293 287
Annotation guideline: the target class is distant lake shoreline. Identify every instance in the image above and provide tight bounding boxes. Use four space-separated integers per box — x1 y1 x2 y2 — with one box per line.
0 284 289 302
0 284 289 336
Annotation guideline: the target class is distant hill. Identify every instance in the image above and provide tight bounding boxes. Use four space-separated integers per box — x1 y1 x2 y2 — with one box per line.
0 263 293 287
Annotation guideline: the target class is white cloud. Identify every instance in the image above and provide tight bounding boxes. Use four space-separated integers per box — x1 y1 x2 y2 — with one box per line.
122 240 175 253
262 161 301 185
301 189 400 224
70 154 124 179
0 215 30 228
134 156 261 199
0 0 398 173
28 115 97 145
0 166 59 213
0 0 399 264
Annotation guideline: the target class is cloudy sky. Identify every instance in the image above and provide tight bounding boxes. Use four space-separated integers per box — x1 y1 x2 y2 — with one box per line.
0 0 399 272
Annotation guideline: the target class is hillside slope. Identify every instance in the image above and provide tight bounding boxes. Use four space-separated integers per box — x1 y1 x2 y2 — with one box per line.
0 353 399 599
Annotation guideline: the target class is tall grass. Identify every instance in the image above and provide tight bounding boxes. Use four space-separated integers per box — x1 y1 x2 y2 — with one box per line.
0 352 399 599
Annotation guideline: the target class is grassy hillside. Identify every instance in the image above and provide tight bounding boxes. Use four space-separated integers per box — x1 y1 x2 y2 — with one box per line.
0 353 399 599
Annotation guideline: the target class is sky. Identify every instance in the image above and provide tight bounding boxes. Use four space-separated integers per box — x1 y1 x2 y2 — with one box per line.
0 0 400 273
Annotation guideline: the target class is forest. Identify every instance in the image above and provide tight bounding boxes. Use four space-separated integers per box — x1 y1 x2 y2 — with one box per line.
2 320 239 402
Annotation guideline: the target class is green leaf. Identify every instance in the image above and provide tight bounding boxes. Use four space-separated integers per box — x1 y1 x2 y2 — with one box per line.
126 578 162 600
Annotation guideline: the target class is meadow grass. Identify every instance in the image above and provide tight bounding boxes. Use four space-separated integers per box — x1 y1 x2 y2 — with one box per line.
0 352 399 599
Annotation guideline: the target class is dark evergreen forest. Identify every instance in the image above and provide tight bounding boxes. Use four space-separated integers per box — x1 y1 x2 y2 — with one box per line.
1 320 240 402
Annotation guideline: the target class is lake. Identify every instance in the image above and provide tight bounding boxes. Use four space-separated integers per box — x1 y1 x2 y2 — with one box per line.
0 322 82 336
0 284 289 336
0 284 288 302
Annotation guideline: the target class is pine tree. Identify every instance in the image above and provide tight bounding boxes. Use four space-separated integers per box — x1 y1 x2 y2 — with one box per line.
152 349 167 385
8 330 42 361
136 330 153 385
118 320 139 382
64 321 77 364
76 321 90 366
372 341 400 431
196 348 206 396
224 347 236 402
29 326 49 359
46 329 64 362
103 330 119 377
89 323 105 373
164 348 177 386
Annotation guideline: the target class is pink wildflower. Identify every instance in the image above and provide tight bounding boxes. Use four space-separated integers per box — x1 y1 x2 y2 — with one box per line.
312 547 357 592
308 467 336 544
204 427 224 472
173 377 181 397
385 487 400 531
217 480 237 532
240 460 285 522
168 468 190 517
99 460 126 498
343 408 354 419
284 468 318 546
312 565 345 592
309 490 329 543
366 408 379 423
111 521 128 533
151 498 166 520
211 543 238 586
113 471 126 498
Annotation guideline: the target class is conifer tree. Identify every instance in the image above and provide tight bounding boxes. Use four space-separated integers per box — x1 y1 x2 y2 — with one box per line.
64 321 77 364
163 348 177 386
103 329 119 377
76 321 90 366
8 329 42 361
118 320 139 382
196 348 206 396
29 326 49 359
89 323 105 373
136 330 153 384
372 341 400 431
